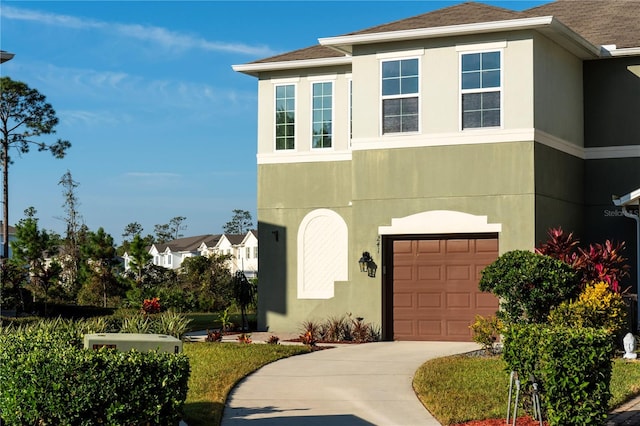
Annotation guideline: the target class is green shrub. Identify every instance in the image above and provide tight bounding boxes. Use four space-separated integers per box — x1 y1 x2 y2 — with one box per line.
549 281 627 335
0 329 190 425
479 250 580 324
503 324 614 426
469 315 502 354
540 326 614 425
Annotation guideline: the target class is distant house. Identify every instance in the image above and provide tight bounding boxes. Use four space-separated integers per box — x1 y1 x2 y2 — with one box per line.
149 234 220 270
239 230 258 278
0 222 17 258
123 231 258 277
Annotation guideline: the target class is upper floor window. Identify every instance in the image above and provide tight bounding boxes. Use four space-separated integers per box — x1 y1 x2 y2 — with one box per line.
246 247 251 258
461 51 501 129
312 82 332 148
381 58 419 134
275 84 295 150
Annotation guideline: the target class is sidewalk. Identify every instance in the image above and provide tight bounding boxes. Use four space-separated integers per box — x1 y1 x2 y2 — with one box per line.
607 394 640 426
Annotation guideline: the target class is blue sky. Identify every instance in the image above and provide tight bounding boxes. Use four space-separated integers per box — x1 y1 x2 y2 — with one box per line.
0 0 548 244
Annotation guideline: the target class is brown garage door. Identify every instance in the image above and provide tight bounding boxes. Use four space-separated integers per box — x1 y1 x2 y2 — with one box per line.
392 236 499 341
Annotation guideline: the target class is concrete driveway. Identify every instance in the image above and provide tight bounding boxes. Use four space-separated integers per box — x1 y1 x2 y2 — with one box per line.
221 341 479 425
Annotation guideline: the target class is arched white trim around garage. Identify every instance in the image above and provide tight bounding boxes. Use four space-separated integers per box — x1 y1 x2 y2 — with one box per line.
378 210 502 235
297 209 349 299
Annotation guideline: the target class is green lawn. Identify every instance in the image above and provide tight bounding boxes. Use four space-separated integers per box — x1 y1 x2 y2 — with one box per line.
414 355 640 425
182 342 309 426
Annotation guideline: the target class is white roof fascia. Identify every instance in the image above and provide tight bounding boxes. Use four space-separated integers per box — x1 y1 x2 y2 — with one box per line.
609 47 640 57
319 16 601 59
232 56 352 76
613 188 640 207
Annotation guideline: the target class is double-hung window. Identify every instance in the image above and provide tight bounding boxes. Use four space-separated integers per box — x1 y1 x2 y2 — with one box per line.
275 84 295 150
381 58 419 134
312 82 332 148
461 51 501 129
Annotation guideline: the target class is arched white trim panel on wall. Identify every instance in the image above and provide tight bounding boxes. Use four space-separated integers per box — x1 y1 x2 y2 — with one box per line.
378 210 502 235
297 209 348 299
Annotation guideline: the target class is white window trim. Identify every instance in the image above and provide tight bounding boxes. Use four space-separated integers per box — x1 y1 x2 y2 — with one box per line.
310 80 335 150
348 78 353 147
379 56 422 136
273 83 298 152
459 49 504 131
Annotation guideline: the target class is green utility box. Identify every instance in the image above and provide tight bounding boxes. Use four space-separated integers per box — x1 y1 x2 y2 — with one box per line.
84 333 182 354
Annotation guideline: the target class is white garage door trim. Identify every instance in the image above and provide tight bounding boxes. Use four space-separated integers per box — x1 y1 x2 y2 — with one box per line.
379 210 502 235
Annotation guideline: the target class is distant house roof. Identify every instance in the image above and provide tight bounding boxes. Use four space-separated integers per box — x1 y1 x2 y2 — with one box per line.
0 50 15 63
224 234 246 246
154 234 221 253
239 0 640 68
0 222 17 238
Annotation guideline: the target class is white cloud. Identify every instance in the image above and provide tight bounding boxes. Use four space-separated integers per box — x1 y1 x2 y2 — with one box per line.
32 63 252 112
60 110 129 127
1 6 105 30
1 5 275 57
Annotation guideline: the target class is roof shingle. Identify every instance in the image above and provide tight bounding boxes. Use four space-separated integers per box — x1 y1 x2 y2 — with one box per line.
524 0 640 49
247 0 640 65
348 2 523 35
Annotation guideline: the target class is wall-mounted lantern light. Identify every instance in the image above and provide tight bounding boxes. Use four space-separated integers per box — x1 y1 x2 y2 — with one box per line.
358 251 377 278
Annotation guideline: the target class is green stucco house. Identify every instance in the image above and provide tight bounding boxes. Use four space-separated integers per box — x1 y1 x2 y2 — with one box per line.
234 0 640 341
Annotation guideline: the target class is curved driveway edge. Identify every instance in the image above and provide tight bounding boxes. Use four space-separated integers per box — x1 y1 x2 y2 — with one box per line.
222 341 480 425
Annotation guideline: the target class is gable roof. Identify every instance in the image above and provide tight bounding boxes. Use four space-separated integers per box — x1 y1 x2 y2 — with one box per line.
524 1 640 49
234 0 639 74
250 45 345 64
224 233 246 245
348 2 522 35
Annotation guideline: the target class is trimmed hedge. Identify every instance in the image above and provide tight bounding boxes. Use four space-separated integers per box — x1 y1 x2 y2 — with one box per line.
479 250 579 323
0 328 190 425
503 324 614 426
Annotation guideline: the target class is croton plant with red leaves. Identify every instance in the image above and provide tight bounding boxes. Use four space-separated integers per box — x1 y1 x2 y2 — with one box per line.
536 227 630 292
141 297 161 315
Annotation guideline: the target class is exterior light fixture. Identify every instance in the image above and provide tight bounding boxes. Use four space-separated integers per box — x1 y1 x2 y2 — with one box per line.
367 260 377 278
359 252 371 272
358 251 377 277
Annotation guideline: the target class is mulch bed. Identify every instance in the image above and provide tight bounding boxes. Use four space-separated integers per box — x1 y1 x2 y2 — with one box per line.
452 417 547 426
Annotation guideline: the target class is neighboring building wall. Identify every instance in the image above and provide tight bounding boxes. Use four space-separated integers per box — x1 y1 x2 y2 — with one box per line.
583 56 640 291
533 143 585 245
531 31 586 246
